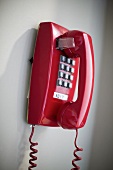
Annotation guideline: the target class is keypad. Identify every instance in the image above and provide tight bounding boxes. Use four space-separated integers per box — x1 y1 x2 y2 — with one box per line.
59 56 75 74
56 55 75 89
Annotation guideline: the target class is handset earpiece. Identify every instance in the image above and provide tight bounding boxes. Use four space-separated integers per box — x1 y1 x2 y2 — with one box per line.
57 30 94 129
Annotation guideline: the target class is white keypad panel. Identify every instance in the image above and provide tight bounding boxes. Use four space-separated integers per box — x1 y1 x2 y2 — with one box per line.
56 55 75 89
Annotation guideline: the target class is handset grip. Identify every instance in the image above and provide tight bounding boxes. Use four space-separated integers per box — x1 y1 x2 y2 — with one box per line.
57 31 94 129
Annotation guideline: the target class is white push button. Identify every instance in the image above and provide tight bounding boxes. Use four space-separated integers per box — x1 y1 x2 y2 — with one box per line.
64 81 68 87
66 66 70 72
71 67 74 73
70 75 74 80
65 74 69 79
58 80 63 86
61 55 66 62
68 83 72 88
60 64 65 70
72 60 75 66
67 58 71 64
59 72 64 78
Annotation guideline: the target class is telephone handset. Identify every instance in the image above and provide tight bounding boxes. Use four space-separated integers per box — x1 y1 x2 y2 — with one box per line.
27 22 94 169
57 30 94 129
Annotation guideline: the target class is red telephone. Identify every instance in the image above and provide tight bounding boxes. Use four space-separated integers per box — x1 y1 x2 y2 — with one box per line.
27 22 94 169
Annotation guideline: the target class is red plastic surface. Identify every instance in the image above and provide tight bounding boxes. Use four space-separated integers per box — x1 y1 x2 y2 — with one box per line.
27 22 94 129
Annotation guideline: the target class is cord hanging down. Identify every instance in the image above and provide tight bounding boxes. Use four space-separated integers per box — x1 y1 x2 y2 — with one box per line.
28 125 38 170
71 129 83 170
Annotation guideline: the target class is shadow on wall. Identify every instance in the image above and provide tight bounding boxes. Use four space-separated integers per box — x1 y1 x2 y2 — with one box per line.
0 28 47 170
15 29 37 169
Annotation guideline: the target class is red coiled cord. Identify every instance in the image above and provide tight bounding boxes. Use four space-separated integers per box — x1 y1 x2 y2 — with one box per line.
28 125 38 170
71 129 83 170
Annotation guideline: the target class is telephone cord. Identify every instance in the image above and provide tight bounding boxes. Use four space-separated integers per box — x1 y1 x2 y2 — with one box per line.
28 125 38 170
71 129 83 170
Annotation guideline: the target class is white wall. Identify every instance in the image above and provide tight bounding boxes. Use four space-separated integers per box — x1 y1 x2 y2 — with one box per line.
0 0 110 170
89 0 113 169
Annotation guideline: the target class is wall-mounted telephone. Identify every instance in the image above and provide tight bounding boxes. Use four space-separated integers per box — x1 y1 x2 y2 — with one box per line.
27 22 94 170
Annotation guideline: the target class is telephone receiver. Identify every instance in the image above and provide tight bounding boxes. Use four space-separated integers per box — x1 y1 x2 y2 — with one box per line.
27 22 94 129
